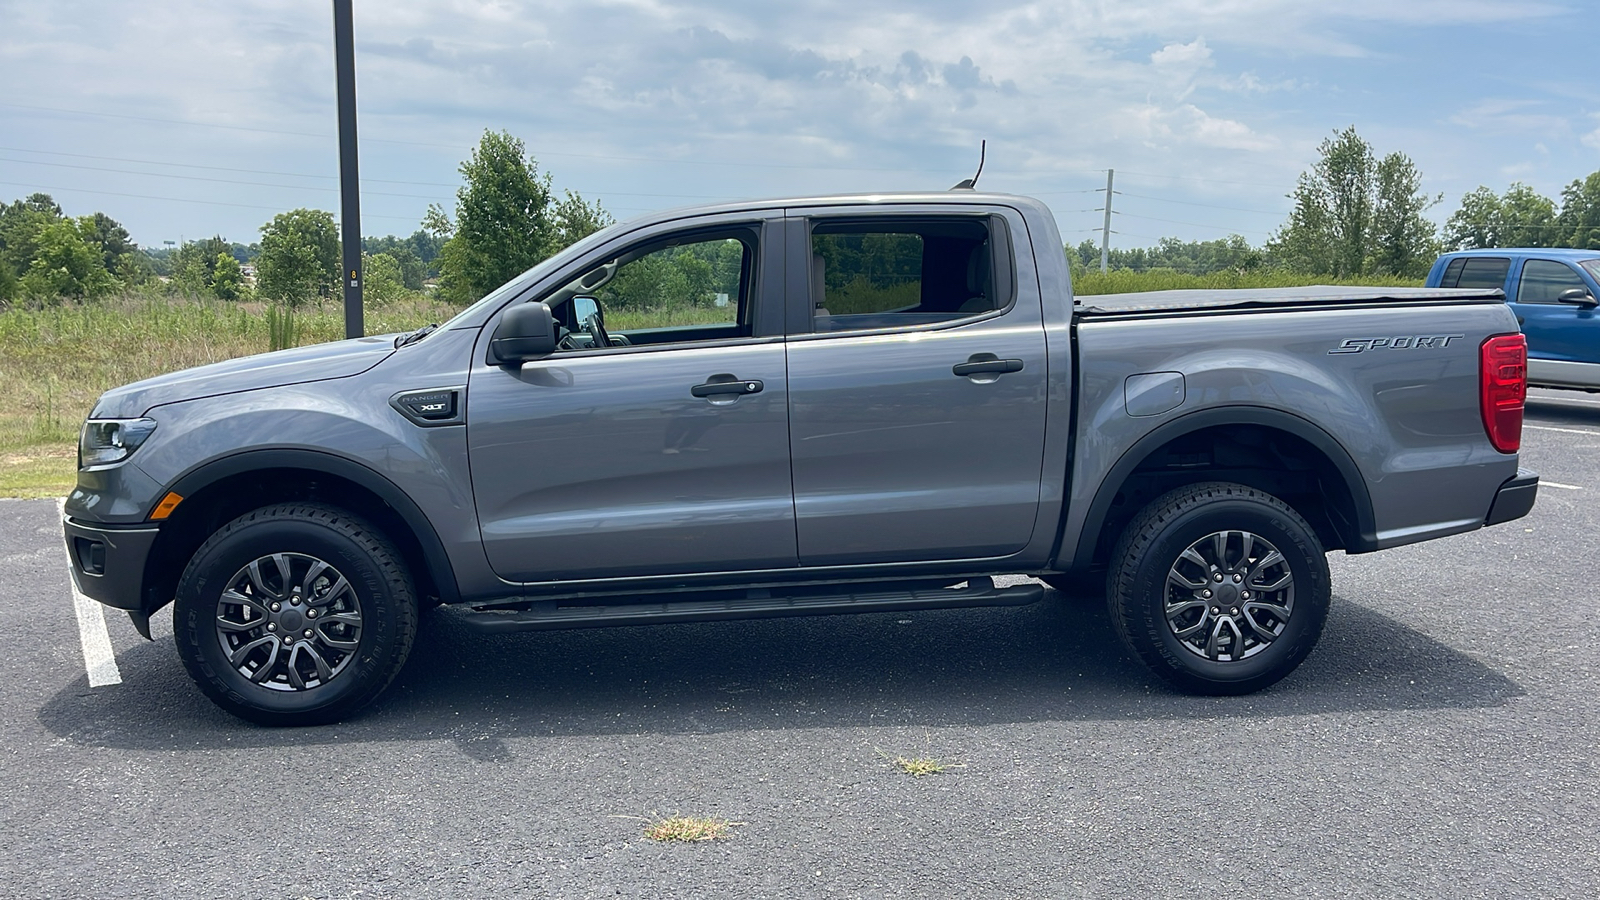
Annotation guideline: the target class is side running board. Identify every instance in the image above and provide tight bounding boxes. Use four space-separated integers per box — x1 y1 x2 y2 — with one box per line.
450 577 1043 633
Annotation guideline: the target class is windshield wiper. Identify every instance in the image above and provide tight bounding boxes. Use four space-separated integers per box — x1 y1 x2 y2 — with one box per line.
394 323 440 348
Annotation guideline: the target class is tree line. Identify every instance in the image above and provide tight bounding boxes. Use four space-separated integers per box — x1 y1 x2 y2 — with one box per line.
6 124 1598 308
0 128 608 308
1071 126 1600 279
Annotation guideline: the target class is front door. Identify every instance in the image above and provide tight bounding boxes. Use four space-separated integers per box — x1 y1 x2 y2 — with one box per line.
467 221 797 583
782 209 1049 566
1512 258 1599 365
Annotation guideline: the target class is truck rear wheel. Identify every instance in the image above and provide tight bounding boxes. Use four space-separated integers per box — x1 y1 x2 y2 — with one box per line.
173 503 417 726
1107 482 1329 695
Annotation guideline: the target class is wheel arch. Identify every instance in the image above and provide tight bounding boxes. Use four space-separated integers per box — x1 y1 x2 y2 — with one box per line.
138 449 460 627
1063 406 1378 572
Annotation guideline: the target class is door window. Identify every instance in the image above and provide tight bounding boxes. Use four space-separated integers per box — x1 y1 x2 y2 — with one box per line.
808 217 1006 332
1517 260 1588 304
545 231 756 349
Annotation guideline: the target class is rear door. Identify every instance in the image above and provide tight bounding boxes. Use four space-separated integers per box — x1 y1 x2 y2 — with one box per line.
781 205 1048 566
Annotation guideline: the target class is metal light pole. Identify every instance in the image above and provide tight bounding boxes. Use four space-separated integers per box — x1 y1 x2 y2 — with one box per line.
333 0 363 338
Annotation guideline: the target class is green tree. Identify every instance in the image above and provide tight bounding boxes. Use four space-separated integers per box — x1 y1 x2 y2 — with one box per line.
84 212 137 272
0 193 66 294
430 129 610 303
362 251 407 304
1557 172 1600 249
1445 182 1559 249
257 209 339 304
1267 126 1439 277
20 217 118 300
211 252 246 300
170 236 232 296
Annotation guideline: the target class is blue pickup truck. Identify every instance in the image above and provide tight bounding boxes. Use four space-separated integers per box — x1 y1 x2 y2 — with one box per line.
1427 248 1600 391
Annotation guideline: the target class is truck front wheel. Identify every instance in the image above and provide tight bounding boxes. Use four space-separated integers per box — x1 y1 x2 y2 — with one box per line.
1107 482 1329 695
173 503 418 725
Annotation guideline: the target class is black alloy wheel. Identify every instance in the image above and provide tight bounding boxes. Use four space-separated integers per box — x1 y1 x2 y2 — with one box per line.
174 503 417 725
1108 482 1330 695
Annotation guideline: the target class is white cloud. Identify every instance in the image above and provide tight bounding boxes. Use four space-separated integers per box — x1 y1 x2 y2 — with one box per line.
1582 116 1600 151
1150 38 1211 69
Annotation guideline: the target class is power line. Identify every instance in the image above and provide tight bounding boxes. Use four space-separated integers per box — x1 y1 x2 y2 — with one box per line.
0 180 420 223
1115 168 1298 191
0 154 742 202
0 101 970 175
0 156 449 200
1116 191 1285 216
1113 210 1272 236
0 145 456 187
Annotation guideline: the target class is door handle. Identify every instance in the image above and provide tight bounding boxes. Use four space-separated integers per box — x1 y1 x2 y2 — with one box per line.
691 376 763 398
953 358 1024 377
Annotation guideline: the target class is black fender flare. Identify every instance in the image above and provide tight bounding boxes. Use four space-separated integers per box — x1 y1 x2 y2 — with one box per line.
1065 405 1378 569
157 448 461 606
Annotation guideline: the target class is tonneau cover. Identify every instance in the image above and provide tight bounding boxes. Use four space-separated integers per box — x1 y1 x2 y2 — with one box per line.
1075 285 1505 316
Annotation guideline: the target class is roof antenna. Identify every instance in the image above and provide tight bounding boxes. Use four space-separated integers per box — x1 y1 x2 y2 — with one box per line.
951 140 986 190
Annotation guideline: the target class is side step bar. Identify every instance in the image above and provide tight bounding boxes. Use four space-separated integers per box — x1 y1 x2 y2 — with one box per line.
451 577 1044 633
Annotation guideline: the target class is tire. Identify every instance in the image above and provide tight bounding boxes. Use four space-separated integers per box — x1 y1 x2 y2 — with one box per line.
1040 571 1107 600
1107 482 1329 695
173 503 418 726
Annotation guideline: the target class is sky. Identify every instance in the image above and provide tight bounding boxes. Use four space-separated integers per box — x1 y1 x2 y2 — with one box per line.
2 0 1598 252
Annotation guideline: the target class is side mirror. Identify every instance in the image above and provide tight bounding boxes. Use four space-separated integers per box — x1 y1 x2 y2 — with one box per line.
487 301 557 366
572 295 602 326
1557 287 1599 308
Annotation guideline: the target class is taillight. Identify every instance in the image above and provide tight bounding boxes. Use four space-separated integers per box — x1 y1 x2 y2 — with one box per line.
1480 333 1526 453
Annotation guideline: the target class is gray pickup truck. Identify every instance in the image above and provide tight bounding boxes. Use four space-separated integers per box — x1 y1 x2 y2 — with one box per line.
64 192 1538 725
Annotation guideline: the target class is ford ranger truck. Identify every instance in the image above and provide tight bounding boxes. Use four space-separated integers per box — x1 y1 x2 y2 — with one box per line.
63 192 1539 725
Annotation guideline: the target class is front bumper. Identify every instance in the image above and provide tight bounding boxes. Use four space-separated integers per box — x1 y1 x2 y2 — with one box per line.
1485 468 1539 526
62 514 159 611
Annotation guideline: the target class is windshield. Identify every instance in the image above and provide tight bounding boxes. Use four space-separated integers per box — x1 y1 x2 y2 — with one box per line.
1582 259 1600 284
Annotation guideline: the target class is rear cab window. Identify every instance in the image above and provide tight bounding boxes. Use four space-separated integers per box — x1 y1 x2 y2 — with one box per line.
806 216 1012 334
1439 256 1510 290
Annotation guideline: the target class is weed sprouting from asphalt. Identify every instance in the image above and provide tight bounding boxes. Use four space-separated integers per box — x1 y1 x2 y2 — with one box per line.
643 815 739 842
892 756 947 777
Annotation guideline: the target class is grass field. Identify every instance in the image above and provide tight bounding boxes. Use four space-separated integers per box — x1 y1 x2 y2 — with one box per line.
0 270 1425 498
0 293 451 498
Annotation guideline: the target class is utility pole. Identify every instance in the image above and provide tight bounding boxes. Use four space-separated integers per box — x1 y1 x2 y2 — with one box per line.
332 0 363 338
1100 168 1114 273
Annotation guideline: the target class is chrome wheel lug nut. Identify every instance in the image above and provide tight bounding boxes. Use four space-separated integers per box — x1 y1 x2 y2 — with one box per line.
1230 607 1239 615
1214 573 1225 583
303 629 313 638
270 602 280 612
306 608 317 618
1240 591 1251 600
1202 589 1213 599
1233 574 1242 583
1211 606 1220 614
267 623 277 632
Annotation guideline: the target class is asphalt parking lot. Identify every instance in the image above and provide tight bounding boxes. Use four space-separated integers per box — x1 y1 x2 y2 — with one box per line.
3 388 1598 899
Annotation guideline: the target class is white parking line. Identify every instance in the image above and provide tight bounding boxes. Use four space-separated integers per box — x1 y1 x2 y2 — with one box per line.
57 499 122 687
1541 481 1584 491
1528 395 1600 407
1525 425 1600 437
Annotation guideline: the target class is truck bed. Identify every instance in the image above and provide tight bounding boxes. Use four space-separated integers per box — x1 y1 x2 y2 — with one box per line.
1074 285 1505 317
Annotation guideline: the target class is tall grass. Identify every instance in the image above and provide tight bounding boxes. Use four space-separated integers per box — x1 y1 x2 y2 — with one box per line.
1071 268 1424 295
0 292 453 497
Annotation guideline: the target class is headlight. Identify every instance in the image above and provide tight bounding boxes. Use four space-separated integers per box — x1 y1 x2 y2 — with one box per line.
79 418 158 469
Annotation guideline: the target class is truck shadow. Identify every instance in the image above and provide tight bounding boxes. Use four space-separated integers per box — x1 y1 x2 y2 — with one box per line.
38 592 1523 758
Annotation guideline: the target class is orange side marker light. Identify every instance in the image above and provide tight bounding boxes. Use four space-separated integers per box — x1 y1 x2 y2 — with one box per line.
150 492 184 520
